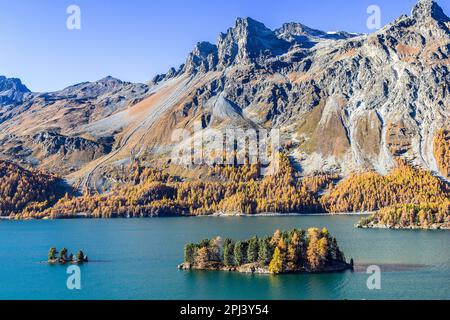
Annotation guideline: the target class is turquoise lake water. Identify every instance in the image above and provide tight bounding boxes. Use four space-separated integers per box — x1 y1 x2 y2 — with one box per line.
0 215 449 300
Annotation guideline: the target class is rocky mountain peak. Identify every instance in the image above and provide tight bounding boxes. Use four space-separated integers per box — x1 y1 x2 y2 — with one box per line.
0 76 30 93
412 0 449 22
233 17 267 33
184 41 219 75
193 41 218 55
96 76 123 85
277 22 322 38
276 22 358 46
2 1 450 187
61 76 126 94
158 17 362 78
217 17 290 67
0 76 31 106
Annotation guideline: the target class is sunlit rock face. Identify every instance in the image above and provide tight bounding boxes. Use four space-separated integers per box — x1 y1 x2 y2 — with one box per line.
1 0 450 189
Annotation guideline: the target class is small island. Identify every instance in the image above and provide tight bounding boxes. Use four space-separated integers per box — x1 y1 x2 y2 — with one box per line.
47 247 89 265
178 228 353 275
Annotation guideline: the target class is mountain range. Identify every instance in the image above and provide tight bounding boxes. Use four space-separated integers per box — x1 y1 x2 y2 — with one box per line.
1 0 449 193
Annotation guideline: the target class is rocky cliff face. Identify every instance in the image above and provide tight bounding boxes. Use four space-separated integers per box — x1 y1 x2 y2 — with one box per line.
0 76 31 107
0 0 449 190
32 131 111 157
153 0 450 178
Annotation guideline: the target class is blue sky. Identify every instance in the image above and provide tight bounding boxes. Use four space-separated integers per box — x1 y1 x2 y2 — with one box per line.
0 0 447 92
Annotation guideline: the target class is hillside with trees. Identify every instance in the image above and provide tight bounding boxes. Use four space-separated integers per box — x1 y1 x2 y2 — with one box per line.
0 161 66 217
179 228 353 274
4 152 450 228
322 161 450 213
15 154 337 219
357 201 450 230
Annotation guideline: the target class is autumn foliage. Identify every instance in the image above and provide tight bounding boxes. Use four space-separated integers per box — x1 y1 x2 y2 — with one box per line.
183 228 349 274
15 154 337 219
434 129 450 179
0 161 65 217
3 152 450 225
322 161 450 213
358 201 450 229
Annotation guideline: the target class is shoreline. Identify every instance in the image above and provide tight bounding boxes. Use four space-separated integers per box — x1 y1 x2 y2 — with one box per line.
178 261 354 275
208 212 374 218
1 212 374 221
356 223 450 231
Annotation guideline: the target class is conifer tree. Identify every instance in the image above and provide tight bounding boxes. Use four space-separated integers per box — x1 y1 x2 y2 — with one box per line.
195 247 209 269
234 241 247 266
286 231 301 271
223 239 235 267
269 247 283 274
317 237 329 267
247 236 259 264
76 250 85 262
306 228 321 270
48 247 57 261
258 238 272 267
184 243 197 264
59 248 68 262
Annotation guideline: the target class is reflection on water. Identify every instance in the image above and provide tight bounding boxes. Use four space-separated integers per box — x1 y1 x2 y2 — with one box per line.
353 264 430 273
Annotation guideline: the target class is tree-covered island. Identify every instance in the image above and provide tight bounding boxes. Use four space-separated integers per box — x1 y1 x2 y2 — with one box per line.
179 228 353 274
47 247 88 265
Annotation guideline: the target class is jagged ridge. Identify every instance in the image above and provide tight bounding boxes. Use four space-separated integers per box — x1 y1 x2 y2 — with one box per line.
0 0 450 193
